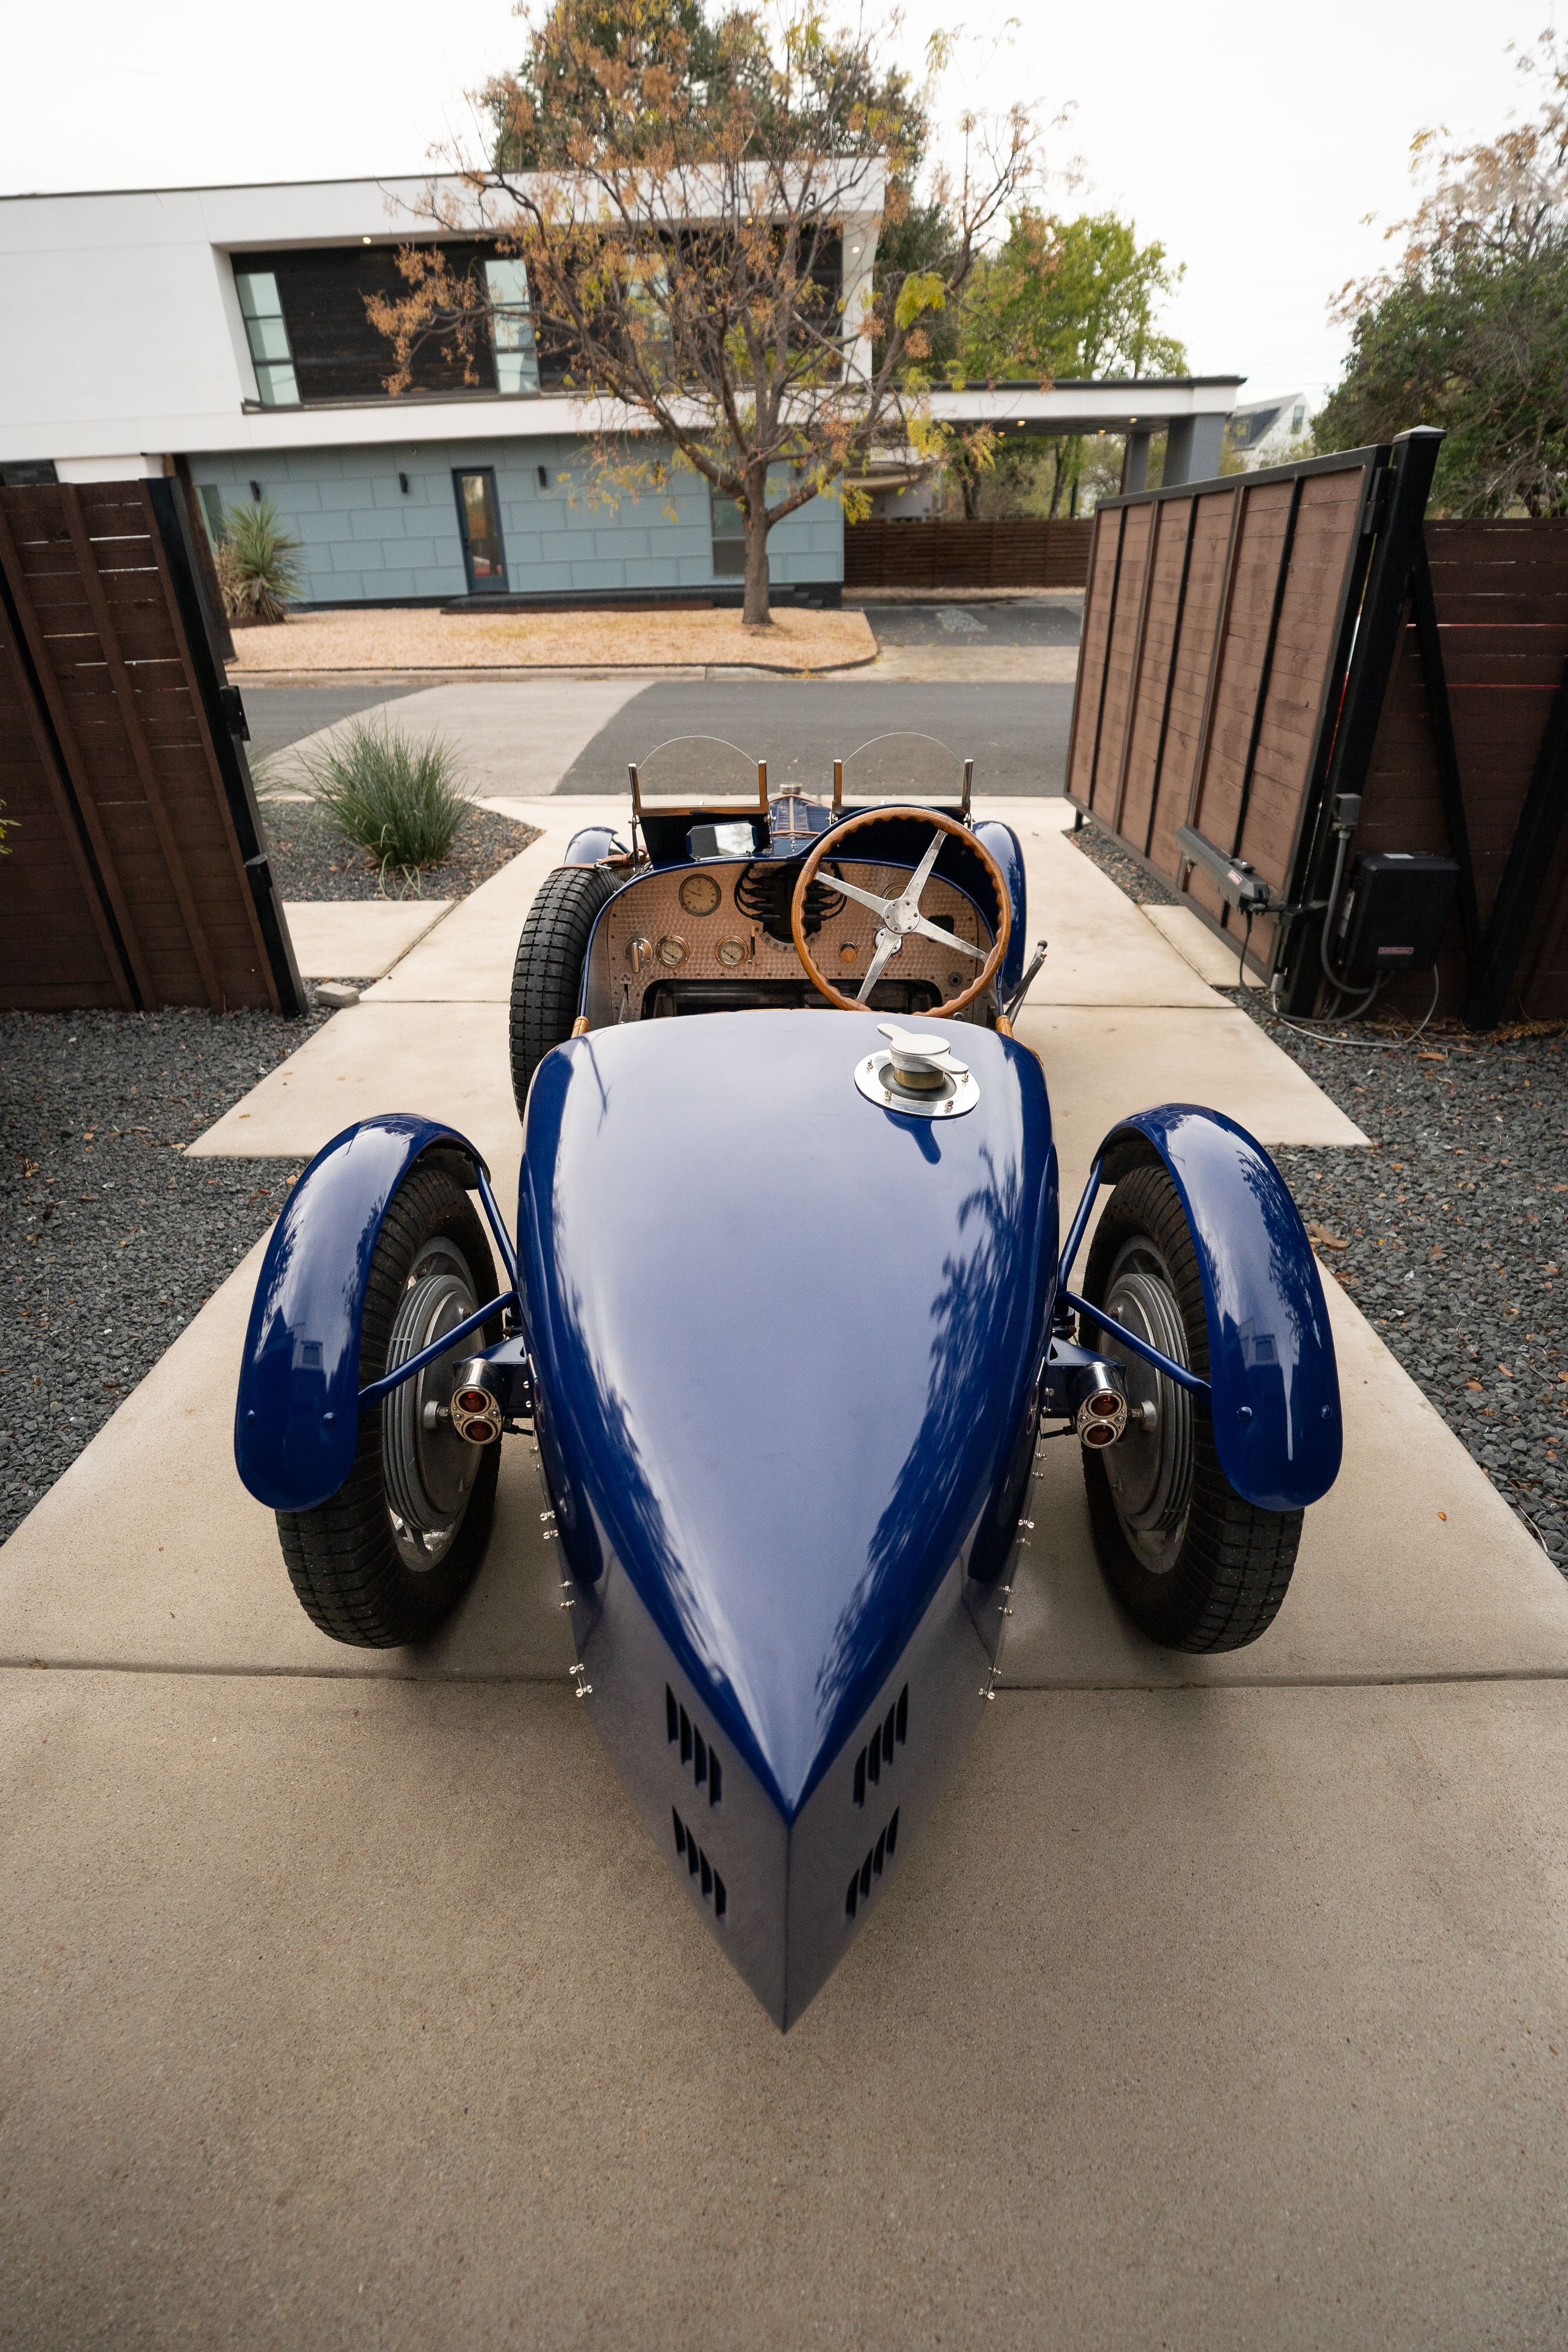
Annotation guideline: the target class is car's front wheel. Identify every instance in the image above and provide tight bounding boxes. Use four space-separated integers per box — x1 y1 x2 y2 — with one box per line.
509 864 617 1118
1080 1160 1301 1652
276 1161 502 1646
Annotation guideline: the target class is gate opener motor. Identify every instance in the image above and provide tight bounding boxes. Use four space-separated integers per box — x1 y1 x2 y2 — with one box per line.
1332 852 1459 975
1175 825 1273 915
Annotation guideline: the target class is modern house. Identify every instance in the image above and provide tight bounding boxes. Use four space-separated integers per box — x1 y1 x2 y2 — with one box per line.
0 175 1244 604
1225 392 1313 470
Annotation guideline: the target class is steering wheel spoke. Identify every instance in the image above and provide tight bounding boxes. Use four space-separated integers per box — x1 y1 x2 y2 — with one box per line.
855 931 902 1003
830 873 902 922
895 831 944 916
907 911 987 960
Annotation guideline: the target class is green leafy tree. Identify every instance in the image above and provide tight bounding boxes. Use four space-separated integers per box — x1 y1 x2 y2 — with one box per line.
959 208 1185 379
938 208 1185 516
375 0 1038 623
1317 30 1568 514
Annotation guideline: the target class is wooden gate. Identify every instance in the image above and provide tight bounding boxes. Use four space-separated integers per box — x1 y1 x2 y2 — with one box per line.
1066 429 1568 1025
0 478 303 1014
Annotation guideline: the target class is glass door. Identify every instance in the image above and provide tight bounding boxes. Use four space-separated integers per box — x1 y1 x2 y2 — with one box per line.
453 467 508 592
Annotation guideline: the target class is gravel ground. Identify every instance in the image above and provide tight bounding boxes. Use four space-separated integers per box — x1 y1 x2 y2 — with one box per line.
1068 819 1568 1569
0 1005 326 1545
262 804 541 903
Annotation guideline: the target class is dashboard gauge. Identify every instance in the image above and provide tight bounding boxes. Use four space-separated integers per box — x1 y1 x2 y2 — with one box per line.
656 934 688 967
678 871 723 917
626 935 653 972
716 936 748 968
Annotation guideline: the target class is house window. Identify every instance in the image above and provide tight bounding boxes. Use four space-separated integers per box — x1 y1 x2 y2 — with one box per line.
1292 402 1306 433
235 270 300 406
485 259 540 396
711 491 747 577
196 485 225 547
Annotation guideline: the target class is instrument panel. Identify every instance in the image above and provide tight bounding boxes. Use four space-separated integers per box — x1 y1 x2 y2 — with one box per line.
581 859 997 1027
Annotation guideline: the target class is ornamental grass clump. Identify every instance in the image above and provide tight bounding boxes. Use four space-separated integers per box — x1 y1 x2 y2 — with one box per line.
304 717 470 887
214 497 303 625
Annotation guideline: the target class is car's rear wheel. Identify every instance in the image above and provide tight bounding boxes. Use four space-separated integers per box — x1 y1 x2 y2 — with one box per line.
509 864 618 1118
1080 1161 1301 1652
276 1162 502 1647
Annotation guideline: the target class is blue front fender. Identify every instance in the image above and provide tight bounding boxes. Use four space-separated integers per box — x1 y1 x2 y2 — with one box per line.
234 1114 489 1513
1094 1105 1342 1511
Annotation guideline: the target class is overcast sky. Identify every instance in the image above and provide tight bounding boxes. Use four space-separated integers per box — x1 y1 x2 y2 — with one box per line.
2 0 1553 404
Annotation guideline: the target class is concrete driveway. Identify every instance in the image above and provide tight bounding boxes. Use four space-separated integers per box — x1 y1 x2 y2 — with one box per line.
3 801 1566 2350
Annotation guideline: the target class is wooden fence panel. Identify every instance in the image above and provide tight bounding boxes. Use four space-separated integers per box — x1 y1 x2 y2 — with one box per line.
0 479 305 1015
0 584 133 1011
844 517 1092 590
1362 519 1568 1020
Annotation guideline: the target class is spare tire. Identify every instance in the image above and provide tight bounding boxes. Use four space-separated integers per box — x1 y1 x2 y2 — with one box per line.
509 863 618 1118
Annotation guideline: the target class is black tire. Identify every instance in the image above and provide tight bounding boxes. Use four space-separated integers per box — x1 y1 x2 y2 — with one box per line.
1080 1160 1301 1652
277 1161 502 1647
509 864 618 1118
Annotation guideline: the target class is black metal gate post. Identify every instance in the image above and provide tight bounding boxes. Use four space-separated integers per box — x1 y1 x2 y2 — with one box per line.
146 478 309 1017
1276 427 1445 1014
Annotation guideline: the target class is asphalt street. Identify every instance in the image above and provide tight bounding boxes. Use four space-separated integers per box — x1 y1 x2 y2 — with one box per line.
235 599 1079 793
860 596 1082 647
240 681 426 759
554 679 1072 794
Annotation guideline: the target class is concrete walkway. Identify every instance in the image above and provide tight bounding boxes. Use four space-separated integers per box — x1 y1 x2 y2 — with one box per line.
4 801 1567 2350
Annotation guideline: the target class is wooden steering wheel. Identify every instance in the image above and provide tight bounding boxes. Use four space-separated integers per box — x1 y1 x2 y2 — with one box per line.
790 806 1012 1018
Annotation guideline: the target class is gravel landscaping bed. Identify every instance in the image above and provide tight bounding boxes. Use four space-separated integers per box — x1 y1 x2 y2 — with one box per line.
1068 820 1568 1569
0 1005 327 1545
262 803 541 903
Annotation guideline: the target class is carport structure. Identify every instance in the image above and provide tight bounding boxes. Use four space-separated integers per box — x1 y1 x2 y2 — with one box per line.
928 373 1245 491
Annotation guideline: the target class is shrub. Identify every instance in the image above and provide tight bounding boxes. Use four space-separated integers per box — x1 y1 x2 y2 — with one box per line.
215 498 303 624
303 717 471 884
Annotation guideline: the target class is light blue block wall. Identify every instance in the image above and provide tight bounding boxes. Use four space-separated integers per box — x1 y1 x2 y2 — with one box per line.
193 431 844 601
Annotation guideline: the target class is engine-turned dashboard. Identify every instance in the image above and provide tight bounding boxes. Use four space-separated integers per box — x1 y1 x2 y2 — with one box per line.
580 857 999 1028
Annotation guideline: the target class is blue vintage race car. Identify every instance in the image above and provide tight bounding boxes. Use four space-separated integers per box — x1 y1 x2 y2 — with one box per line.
235 735 1341 2029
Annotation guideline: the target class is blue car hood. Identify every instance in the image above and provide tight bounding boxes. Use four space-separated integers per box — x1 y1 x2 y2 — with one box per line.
519 1011 1056 1818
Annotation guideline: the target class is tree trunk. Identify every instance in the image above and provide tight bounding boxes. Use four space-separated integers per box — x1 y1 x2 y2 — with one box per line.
741 462 771 626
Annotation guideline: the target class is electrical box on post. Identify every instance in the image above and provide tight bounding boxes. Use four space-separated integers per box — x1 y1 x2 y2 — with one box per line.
1334 853 1459 975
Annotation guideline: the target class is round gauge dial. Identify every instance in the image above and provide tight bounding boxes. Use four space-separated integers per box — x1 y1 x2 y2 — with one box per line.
716 937 747 968
679 871 723 917
656 934 688 967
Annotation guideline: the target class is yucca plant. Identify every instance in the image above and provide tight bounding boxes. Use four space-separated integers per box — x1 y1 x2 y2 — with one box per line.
215 497 303 624
303 717 471 887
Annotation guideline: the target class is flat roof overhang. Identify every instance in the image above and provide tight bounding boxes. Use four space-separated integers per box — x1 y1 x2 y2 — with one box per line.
927 377 1245 436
